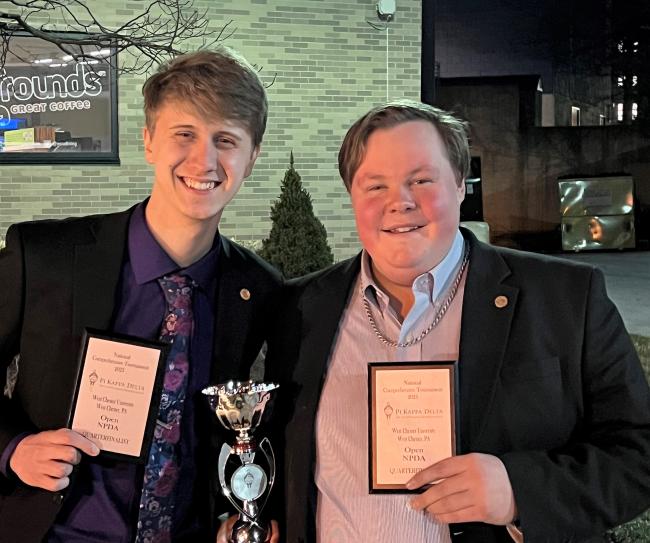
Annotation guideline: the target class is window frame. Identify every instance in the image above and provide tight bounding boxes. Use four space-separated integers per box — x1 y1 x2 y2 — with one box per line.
0 30 119 166
571 106 581 127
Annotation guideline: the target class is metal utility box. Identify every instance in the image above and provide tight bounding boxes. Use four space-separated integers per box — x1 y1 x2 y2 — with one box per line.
559 176 635 251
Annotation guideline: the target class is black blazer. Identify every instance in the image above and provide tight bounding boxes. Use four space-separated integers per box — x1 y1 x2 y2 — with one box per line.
267 229 650 543
0 204 282 543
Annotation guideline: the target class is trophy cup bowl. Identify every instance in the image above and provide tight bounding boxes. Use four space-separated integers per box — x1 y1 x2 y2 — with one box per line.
203 381 279 543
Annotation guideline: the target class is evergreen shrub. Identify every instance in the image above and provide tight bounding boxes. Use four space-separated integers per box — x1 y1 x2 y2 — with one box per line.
259 152 333 278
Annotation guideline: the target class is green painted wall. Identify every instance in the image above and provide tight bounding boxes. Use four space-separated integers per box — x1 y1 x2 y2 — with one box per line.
0 0 422 259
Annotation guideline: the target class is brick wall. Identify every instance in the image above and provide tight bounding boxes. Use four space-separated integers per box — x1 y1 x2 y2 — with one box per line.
0 0 422 260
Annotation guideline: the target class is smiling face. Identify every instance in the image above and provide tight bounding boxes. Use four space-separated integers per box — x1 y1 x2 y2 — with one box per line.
143 100 260 233
350 120 465 288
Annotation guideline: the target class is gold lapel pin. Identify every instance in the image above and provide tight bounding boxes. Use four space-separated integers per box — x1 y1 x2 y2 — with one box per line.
240 288 251 301
494 295 508 308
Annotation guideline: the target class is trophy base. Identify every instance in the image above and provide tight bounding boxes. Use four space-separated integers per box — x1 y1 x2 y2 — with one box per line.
231 517 268 543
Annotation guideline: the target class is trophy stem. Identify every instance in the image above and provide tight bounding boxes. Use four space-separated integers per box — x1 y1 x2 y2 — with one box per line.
243 501 259 518
234 433 256 456
239 451 255 464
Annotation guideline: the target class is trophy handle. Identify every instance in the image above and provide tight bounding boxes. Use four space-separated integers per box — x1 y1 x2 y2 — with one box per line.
256 437 276 516
218 442 248 519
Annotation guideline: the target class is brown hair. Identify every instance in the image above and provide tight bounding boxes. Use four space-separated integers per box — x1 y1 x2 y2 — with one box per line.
142 47 268 146
338 99 470 190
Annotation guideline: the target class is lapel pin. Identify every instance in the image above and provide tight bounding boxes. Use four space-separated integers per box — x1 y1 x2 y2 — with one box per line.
494 295 508 308
240 288 251 301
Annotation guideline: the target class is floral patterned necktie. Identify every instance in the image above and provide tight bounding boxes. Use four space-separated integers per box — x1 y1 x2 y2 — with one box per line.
136 274 194 543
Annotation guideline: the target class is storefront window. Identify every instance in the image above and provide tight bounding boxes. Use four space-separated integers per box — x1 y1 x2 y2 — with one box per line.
0 33 118 164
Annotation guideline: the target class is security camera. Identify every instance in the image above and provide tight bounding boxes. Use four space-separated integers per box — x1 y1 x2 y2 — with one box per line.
377 0 396 22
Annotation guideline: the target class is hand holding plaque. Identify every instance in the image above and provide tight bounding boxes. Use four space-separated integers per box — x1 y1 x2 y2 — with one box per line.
203 380 278 543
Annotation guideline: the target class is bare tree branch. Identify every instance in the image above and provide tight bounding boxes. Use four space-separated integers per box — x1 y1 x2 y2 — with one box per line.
0 0 234 74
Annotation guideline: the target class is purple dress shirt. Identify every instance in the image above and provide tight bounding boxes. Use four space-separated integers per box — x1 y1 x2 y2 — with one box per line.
46 202 219 542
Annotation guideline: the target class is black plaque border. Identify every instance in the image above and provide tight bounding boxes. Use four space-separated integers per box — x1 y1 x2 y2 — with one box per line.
67 328 168 463
368 361 459 494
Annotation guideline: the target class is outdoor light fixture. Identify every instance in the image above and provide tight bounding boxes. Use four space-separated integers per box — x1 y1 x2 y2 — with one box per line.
376 0 396 21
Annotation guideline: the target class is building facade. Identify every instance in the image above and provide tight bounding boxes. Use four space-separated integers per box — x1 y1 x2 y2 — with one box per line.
438 76 650 248
0 0 422 260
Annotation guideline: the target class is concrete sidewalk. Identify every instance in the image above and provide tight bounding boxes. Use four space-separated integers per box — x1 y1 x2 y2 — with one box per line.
554 250 650 337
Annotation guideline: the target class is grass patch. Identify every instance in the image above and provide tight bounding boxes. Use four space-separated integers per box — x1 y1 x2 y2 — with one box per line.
630 334 650 375
608 335 650 543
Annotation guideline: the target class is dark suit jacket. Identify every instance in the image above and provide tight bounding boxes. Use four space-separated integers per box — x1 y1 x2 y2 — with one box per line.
0 204 282 543
267 229 650 543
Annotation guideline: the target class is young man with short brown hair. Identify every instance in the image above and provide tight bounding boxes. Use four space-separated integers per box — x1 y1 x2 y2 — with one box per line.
272 99 650 543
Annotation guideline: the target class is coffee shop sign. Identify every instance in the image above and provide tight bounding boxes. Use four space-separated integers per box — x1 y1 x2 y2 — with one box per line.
0 63 104 114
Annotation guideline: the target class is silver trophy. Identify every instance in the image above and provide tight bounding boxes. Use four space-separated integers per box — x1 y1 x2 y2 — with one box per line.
203 381 279 543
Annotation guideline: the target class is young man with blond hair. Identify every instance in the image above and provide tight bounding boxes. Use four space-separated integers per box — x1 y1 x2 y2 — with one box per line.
0 48 280 542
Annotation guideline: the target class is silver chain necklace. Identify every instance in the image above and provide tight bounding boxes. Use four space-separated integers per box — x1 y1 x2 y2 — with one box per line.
362 243 470 348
